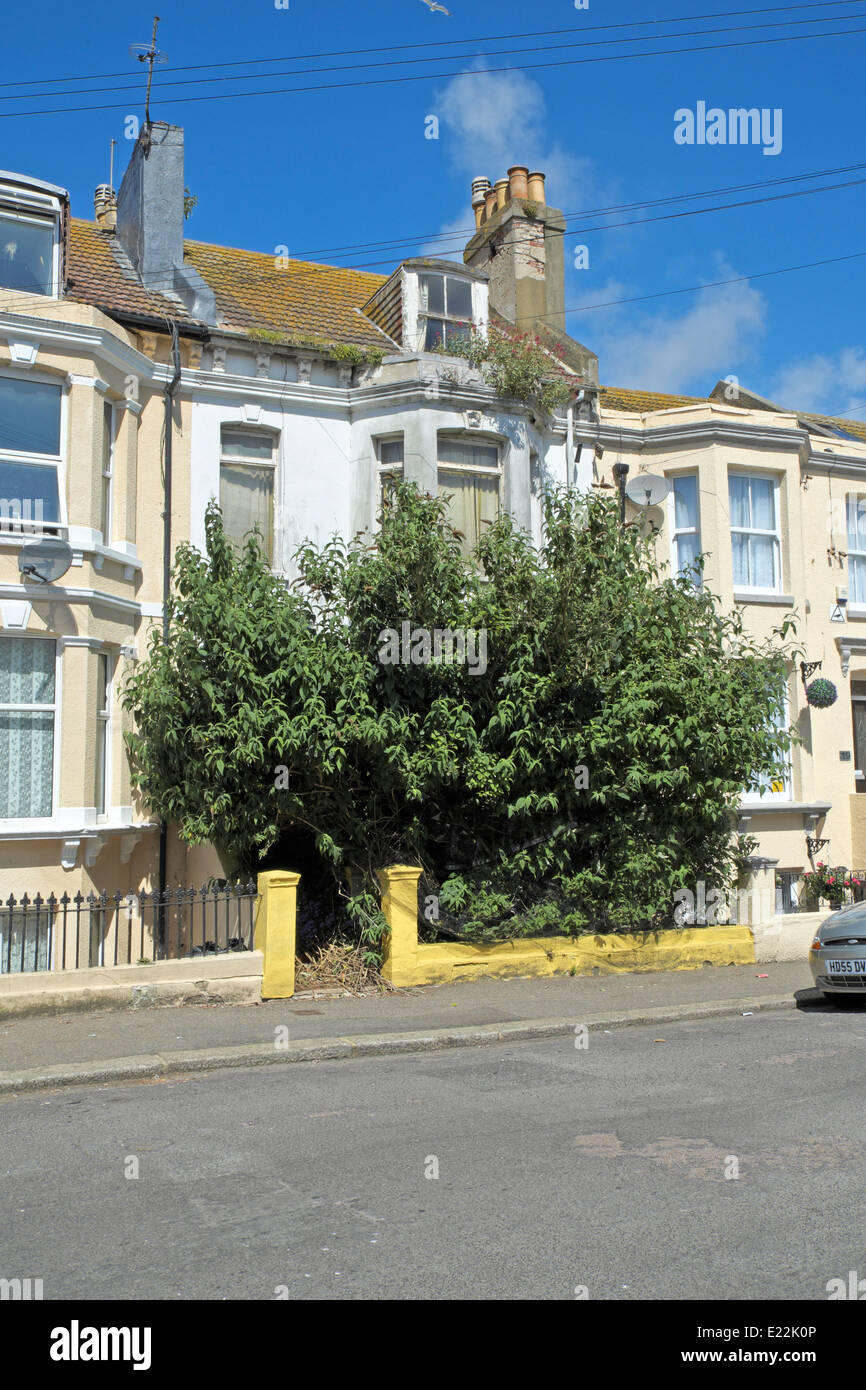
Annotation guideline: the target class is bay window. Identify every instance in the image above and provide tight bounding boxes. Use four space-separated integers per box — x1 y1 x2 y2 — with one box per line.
219 428 276 563
729 472 781 591
0 636 56 819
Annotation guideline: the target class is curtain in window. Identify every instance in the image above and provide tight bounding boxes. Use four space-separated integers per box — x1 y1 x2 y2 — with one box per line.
730 475 776 588
848 497 866 603
0 911 51 974
674 476 700 582
438 470 499 556
0 636 54 703
0 713 54 818
752 688 791 799
673 474 698 530
439 440 499 470
744 535 776 588
219 464 274 560
729 474 750 528
749 477 775 529
676 533 701 577
0 637 55 819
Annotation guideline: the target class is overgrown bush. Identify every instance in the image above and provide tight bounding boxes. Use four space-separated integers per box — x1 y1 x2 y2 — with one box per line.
442 323 577 416
124 483 797 958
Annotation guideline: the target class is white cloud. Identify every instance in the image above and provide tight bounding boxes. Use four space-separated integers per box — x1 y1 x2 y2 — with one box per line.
577 261 767 392
772 347 866 418
426 63 616 243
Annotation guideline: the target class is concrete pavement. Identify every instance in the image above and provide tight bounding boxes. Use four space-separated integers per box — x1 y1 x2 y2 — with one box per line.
0 959 828 1094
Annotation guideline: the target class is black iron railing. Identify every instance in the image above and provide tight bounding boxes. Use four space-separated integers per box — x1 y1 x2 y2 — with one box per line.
0 881 258 975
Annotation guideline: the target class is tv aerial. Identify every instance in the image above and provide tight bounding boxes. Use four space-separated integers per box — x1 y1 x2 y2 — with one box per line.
625 473 671 509
129 16 168 126
18 538 74 585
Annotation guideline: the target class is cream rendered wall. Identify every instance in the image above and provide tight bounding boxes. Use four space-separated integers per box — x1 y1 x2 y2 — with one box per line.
589 398 866 893
0 293 178 903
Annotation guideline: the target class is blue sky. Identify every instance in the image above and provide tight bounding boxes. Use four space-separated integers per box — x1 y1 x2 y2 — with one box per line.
2 0 865 417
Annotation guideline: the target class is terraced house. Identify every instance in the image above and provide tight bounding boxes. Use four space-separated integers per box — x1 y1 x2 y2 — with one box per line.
0 117 862 969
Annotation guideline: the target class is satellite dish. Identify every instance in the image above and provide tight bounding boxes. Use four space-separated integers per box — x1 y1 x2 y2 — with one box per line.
625 473 671 508
18 538 73 584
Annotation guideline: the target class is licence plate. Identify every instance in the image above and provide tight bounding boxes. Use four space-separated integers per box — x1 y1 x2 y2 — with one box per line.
826 959 866 974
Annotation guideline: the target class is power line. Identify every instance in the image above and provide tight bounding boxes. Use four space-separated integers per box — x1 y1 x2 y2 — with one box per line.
560 249 866 316
110 171 866 288
3 23 865 120
3 9 863 104
559 175 866 246
292 161 866 261
3 0 860 90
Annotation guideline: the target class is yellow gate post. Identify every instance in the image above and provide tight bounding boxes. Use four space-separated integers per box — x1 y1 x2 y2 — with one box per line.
255 870 300 999
376 865 422 987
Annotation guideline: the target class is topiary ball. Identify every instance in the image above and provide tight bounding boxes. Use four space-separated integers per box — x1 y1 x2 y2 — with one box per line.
806 677 838 708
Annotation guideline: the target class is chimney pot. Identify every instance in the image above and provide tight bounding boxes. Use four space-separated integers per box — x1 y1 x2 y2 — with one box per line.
94 183 117 231
527 171 546 205
494 178 509 212
471 175 490 228
507 165 530 201
484 187 498 221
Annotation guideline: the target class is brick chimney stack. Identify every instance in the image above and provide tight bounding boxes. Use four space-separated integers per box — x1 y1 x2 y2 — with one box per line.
463 165 566 334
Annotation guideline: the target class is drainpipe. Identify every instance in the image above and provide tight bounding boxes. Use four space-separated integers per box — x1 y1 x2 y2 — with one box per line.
157 323 182 941
566 402 575 488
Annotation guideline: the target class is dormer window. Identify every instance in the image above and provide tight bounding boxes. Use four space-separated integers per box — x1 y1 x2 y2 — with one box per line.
0 178 64 298
419 272 474 351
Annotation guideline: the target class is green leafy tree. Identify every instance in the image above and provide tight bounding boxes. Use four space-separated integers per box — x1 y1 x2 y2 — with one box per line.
124 485 798 955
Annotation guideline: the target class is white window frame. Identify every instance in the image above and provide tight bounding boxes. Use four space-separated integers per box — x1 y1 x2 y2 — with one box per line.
775 870 802 915
846 494 866 610
729 469 782 594
0 634 60 824
376 435 404 513
668 472 702 585
218 425 278 564
742 684 792 805
851 678 866 782
0 369 67 539
0 180 62 299
414 270 479 353
94 650 114 821
101 399 115 544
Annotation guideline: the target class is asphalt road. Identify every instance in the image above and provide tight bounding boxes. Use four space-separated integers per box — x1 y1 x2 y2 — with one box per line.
2 1000 865 1301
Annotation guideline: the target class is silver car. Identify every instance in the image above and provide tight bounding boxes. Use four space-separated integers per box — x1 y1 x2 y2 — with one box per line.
809 903 866 997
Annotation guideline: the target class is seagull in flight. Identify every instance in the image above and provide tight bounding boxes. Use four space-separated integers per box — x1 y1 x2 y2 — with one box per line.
420 0 451 13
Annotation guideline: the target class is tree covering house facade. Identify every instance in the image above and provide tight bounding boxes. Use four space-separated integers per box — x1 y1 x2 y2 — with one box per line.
0 119 864 968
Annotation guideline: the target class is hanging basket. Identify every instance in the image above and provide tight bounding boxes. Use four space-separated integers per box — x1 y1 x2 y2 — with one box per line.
805 677 838 709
